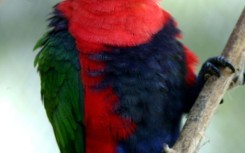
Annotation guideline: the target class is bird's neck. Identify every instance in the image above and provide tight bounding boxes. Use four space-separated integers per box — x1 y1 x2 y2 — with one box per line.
57 0 171 52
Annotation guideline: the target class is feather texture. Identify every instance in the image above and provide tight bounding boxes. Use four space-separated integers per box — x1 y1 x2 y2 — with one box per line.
34 10 85 153
90 19 196 153
35 2 201 153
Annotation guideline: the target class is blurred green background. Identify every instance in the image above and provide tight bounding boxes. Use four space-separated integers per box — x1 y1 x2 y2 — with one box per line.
0 0 244 153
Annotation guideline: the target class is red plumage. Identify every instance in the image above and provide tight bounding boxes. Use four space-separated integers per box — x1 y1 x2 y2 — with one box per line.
57 0 170 48
184 46 199 85
79 53 136 153
57 1 198 153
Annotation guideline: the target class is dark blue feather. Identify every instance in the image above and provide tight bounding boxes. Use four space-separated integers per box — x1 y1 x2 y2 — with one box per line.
89 19 199 153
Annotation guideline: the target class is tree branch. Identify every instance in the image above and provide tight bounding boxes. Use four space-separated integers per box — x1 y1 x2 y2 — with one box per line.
164 6 245 153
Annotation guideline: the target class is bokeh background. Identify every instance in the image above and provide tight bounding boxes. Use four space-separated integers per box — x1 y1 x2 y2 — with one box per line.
0 0 244 153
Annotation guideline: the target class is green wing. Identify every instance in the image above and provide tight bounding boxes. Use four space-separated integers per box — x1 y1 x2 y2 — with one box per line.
34 30 85 153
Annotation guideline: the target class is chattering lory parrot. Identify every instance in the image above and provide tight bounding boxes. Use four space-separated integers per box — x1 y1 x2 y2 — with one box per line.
34 0 236 153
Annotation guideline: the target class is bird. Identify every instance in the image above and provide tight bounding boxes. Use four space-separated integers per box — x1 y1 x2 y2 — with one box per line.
34 0 236 153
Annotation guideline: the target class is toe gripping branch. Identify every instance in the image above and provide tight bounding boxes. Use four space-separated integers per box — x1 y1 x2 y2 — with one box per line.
198 55 245 91
229 53 245 89
199 56 235 82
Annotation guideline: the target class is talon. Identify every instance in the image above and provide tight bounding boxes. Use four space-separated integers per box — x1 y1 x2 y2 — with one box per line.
208 56 235 73
203 62 221 78
198 56 236 83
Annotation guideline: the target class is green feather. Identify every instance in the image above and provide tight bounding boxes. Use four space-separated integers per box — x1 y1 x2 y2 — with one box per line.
33 33 49 51
34 30 85 153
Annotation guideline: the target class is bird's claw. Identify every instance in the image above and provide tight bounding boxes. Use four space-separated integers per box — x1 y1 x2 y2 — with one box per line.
199 56 235 82
229 72 245 90
198 56 236 105
208 56 235 72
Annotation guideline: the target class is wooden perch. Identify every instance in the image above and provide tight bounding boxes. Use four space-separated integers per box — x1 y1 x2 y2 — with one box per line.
164 6 245 153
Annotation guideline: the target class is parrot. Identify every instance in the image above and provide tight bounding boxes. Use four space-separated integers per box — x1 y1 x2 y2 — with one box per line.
34 0 238 153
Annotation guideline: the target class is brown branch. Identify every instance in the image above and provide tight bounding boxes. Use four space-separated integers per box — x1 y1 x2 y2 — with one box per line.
164 6 245 153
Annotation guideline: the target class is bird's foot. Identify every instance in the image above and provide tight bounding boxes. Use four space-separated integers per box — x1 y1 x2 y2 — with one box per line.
198 56 235 104
198 56 235 82
227 52 245 89
198 56 245 104
229 70 245 89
